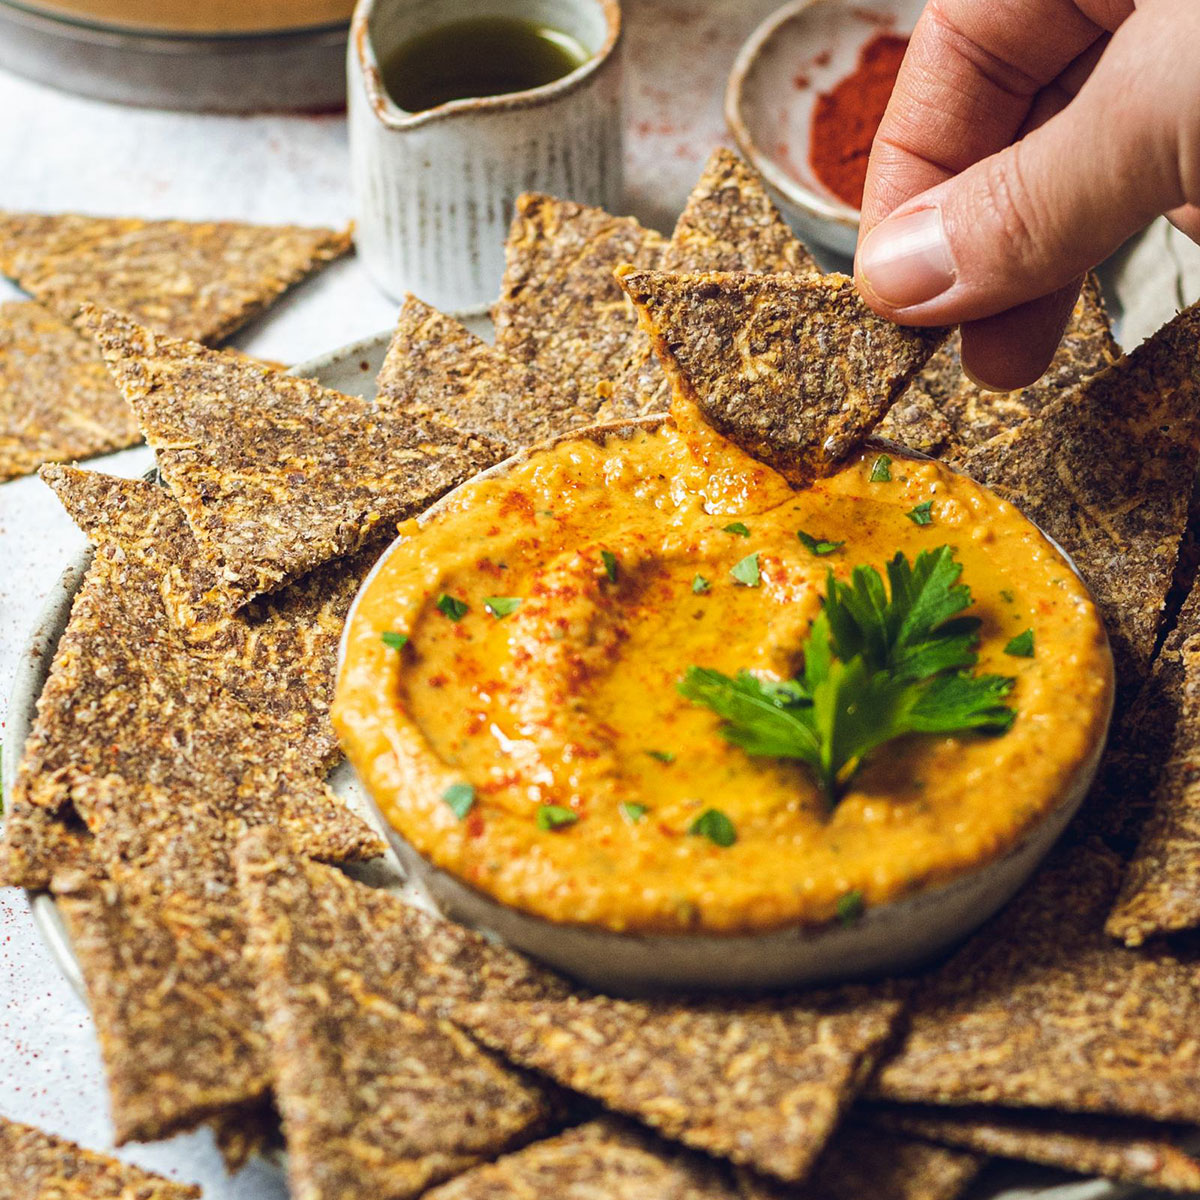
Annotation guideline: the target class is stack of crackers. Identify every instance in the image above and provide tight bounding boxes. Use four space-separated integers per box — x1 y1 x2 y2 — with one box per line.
4 149 1200 1200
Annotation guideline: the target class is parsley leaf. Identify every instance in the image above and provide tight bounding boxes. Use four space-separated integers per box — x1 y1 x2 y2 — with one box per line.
536 804 579 831
1005 629 1035 657
836 890 865 925
692 574 711 595
798 530 844 556
679 547 1016 803
731 552 760 587
381 631 408 650
601 550 619 583
907 501 934 526
723 522 750 537
621 802 649 824
870 454 892 482
484 596 522 618
688 808 737 846
443 782 475 820
646 750 675 764
437 593 469 621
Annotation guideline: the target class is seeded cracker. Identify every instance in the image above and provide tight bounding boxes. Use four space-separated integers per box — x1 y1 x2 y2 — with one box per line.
618 267 946 486
452 986 903 1182
82 306 501 610
235 829 563 1200
0 1115 200 1199
878 275 1118 460
1106 575 1200 943
0 300 139 482
961 301 1200 696
871 842 1200 1123
867 1103 1200 1192
0 210 350 344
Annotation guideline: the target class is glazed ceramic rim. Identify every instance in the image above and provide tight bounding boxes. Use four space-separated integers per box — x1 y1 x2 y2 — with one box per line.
724 0 862 236
352 0 622 130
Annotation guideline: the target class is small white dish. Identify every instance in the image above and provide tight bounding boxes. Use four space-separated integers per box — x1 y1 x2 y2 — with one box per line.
725 0 924 259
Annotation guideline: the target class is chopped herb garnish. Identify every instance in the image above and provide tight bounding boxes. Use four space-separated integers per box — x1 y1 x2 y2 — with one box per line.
907 501 934 526
692 574 711 595
484 596 522 619
730 552 760 587
679 546 1016 804
1000 589 1015 604
1005 629 1035 658
381 631 408 650
620 802 649 824
723 522 750 538
540 509 555 517
836 890 865 925
870 454 892 482
436 593 469 621
442 782 475 820
688 808 737 847
798 530 845 557
601 550 618 583
646 749 675 764
536 804 579 831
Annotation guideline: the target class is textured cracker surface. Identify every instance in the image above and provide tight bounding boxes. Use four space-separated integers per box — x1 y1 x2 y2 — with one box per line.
0 300 139 482
83 306 499 610
620 267 945 485
871 843 1200 1123
0 210 350 344
879 276 1117 460
0 1115 200 1199
236 829 560 1200
453 986 903 1182
1106 576 1200 942
868 1103 1200 1192
962 301 1200 697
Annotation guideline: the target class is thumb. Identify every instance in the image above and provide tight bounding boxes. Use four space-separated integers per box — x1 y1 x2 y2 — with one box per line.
855 2 1199 326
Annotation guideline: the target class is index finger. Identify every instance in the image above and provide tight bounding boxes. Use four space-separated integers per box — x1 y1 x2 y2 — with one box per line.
859 0 1128 234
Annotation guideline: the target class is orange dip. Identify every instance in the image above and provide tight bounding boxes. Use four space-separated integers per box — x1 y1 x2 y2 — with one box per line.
333 418 1113 935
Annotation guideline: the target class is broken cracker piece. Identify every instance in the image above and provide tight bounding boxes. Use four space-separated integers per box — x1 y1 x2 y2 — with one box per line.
236 828 560 1200
618 267 945 486
453 985 903 1182
0 209 350 344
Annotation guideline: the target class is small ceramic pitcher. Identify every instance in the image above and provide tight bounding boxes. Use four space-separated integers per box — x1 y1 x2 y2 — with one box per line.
349 0 624 314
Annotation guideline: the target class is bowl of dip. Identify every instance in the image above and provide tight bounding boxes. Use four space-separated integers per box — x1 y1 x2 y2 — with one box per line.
333 414 1114 994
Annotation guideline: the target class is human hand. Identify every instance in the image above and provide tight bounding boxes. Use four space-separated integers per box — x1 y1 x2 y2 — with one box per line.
853 0 1200 389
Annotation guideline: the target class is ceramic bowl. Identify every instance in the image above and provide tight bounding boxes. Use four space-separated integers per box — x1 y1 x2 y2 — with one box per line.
339 421 1114 996
348 0 623 314
725 0 924 260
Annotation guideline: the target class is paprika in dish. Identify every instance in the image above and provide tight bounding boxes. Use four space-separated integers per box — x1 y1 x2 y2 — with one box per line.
809 33 908 210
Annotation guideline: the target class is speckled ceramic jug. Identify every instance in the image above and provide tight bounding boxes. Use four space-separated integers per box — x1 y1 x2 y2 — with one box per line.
349 0 623 314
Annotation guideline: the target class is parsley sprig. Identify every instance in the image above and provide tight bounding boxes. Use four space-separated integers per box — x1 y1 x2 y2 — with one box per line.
679 546 1016 803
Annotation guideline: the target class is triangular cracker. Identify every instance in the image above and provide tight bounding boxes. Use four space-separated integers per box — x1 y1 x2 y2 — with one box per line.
0 210 350 344
82 306 500 610
871 843 1200 1124
961 302 1200 696
452 986 903 1182
618 267 945 485
0 1115 200 1198
0 300 139 482
236 828 563 1200
867 1103 1200 1192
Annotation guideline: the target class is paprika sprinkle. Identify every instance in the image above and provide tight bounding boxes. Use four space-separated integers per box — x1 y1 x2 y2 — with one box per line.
809 32 908 209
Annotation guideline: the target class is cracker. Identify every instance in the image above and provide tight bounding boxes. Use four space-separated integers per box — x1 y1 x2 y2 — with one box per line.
618 267 946 486
0 210 351 344
377 296 589 455
492 193 667 414
879 275 1117 459
1106 575 1200 943
867 1103 1200 1192
82 306 500 610
423 1119 740 1200
452 986 904 1182
871 842 1200 1124
235 828 561 1200
0 300 139 482
0 1114 200 1199
961 301 1200 696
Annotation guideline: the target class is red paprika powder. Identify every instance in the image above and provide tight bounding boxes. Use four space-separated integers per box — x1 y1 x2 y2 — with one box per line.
809 32 908 210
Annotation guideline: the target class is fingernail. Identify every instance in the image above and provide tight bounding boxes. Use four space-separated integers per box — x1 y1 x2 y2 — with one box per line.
858 208 956 308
